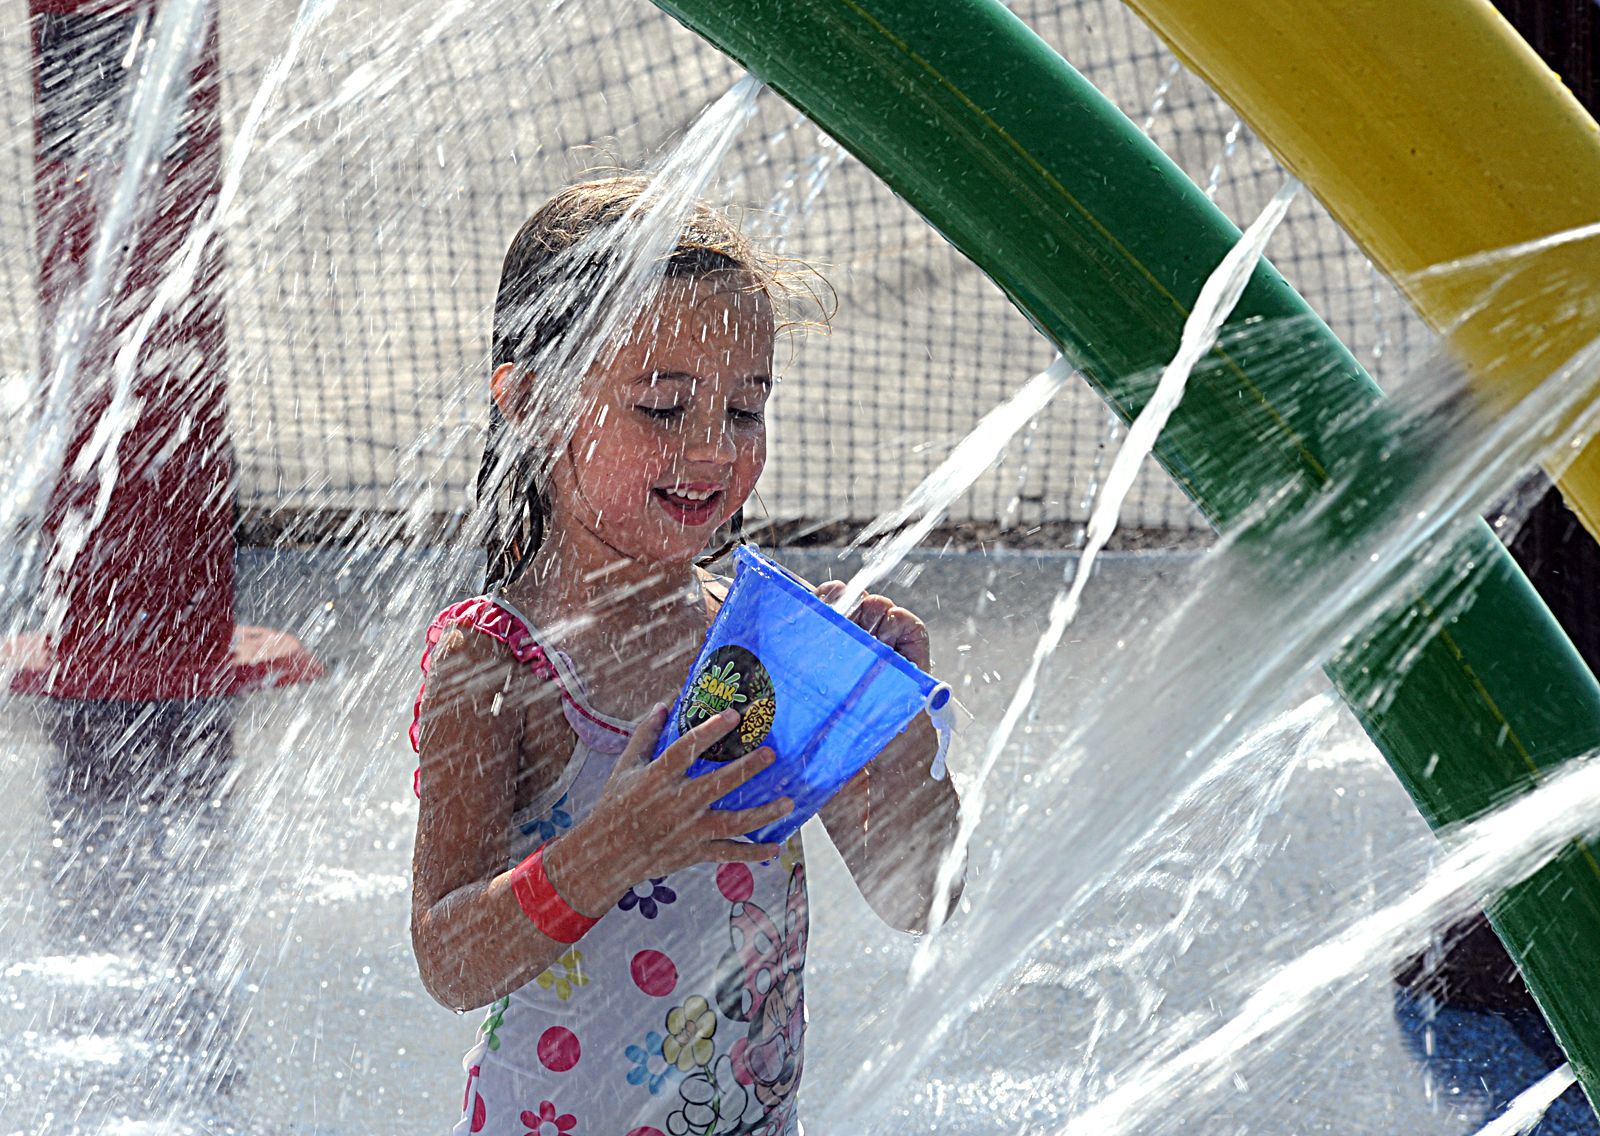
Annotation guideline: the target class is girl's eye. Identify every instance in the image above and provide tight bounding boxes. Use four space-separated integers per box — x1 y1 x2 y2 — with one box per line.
729 407 765 424
636 405 685 422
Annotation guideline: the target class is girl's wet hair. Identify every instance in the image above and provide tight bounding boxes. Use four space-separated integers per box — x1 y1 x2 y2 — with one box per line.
479 176 819 590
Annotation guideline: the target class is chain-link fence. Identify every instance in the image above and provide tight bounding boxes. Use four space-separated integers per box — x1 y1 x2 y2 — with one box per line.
0 0 1437 538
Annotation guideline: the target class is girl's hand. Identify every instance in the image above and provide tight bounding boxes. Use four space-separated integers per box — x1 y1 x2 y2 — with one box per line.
543 706 791 917
814 581 932 671
810 580 961 933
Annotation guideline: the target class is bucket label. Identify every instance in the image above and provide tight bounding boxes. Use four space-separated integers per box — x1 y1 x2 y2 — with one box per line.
679 645 776 762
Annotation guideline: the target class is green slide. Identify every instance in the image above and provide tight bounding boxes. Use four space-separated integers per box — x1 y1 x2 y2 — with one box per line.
649 0 1600 1104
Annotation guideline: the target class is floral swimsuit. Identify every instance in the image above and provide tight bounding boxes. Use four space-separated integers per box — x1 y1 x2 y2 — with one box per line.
412 595 808 1136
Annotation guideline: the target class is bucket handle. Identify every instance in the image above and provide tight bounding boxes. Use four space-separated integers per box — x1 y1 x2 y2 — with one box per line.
924 682 955 780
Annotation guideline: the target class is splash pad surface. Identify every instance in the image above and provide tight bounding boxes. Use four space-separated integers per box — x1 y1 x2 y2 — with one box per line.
0 549 1585 1134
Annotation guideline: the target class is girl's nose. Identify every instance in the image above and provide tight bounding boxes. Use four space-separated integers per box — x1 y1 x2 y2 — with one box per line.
683 418 738 465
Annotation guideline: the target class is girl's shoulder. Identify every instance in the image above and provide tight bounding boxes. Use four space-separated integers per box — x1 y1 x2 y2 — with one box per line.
413 596 578 814
429 596 558 668
413 596 567 750
421 599 521 692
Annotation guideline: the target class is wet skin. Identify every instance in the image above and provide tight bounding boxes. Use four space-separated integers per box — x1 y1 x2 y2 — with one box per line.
411 274 963 1011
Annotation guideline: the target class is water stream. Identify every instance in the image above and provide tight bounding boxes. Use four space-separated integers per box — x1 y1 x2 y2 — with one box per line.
813 225 1600 1129
914 176 1300 945
1053 755 1600 1136
834 355 1076 613
2 4 1599 1135
2 0 210 594
1476 1066 1581 1136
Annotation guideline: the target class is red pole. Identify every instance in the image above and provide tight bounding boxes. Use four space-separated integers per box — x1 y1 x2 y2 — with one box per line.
6 0 319 699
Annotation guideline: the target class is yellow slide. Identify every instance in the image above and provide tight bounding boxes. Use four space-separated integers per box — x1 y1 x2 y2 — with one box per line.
1121 0 1600 536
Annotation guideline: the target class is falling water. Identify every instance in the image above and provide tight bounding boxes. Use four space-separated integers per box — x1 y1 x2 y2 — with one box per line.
62 0 342 574
913 175 1300 945
1061 177 1300 625
0 0 209 571
810 222 1600 1131
1473 1064 1579 1136
3 2 1600 1134
1053 755 1600 1136
833 355 1075 613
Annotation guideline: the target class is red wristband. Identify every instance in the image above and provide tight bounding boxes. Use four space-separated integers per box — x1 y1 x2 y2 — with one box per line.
509 843 602 944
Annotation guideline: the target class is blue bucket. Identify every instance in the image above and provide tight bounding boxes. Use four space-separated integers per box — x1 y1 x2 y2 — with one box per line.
653 545 953 845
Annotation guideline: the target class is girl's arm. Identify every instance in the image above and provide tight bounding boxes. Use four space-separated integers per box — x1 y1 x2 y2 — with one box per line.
411 629 793 1012
813 586 965 934
411 627 573 1010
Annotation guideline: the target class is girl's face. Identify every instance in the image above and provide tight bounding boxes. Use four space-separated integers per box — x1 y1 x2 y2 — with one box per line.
510 274 775 567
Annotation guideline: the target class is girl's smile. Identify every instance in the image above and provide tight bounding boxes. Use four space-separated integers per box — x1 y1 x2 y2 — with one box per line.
652 482 726 526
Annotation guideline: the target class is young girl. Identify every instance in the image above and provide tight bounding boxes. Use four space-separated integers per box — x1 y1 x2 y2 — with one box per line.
411 178 963 1136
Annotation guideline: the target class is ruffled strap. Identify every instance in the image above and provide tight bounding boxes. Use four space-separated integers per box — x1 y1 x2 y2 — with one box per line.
489 596 636 755
410 597 633 797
